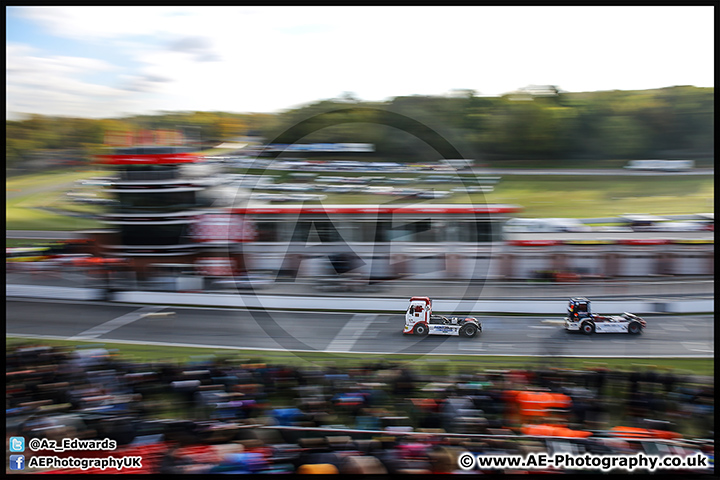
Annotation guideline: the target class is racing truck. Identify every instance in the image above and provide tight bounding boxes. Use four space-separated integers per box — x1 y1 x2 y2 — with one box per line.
564 297 646 335
403 296 482 338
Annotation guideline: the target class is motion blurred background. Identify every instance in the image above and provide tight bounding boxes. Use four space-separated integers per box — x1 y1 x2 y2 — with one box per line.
6 6 714 475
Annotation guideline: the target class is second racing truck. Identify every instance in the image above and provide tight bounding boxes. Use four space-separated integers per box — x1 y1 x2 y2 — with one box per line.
564 297 646 335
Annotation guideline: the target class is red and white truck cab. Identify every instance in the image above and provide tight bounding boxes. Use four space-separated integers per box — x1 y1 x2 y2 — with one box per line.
403 296 481 338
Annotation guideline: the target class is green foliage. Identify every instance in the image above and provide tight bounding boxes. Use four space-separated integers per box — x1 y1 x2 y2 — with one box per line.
5 87 714 173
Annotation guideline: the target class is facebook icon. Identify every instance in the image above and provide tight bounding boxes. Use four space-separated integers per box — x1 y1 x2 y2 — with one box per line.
10 455 25 471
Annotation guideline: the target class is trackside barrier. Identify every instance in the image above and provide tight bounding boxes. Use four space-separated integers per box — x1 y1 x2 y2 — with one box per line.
112 292 714 315
111 292 640 314
6 285 714 314
6 284 104 301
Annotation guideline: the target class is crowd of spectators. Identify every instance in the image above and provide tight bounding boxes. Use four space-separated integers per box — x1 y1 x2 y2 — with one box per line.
6 343 714 474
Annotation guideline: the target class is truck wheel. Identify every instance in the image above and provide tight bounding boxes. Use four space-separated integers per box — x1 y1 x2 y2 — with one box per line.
628 322 641 334
460 324 477 338
414 323 428 336
581 322 595 335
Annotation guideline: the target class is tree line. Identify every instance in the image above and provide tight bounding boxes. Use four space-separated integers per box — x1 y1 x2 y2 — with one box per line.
6 86 713 172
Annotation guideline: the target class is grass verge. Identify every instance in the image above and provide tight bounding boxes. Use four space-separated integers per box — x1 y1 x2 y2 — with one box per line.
5 170 714 230
6 169 107 231
6 336 713 376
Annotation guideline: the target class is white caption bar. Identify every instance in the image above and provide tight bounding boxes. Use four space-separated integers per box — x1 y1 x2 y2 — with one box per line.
458 452 710 472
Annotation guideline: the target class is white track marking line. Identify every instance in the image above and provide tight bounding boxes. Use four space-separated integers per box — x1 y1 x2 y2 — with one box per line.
69 305 168 340
325 314 377 352
681 342 714 353
658 323 690 332
459 341 485 351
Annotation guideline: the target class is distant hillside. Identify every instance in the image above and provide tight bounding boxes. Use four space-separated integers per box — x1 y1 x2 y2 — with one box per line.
6 86 714 173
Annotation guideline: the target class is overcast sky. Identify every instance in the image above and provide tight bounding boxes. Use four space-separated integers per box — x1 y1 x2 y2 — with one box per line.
6 6 715 120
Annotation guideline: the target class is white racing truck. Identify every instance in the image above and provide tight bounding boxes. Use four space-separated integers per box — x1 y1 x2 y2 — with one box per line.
564 297 646 335
403 296 482 338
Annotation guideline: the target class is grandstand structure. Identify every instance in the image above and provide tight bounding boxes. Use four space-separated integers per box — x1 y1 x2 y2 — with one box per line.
89 134 713 285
